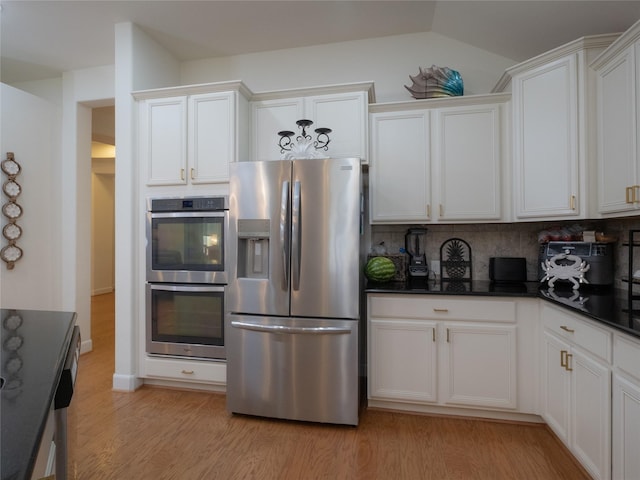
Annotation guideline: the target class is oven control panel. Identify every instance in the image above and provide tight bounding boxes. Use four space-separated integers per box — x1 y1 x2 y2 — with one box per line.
149 196 228 212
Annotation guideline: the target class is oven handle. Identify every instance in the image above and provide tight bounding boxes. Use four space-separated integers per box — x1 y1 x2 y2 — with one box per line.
149 211 227 218
148 283 225 293
231 320 351 335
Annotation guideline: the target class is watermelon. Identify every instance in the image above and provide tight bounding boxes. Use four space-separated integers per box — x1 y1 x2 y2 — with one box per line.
365 257 396 282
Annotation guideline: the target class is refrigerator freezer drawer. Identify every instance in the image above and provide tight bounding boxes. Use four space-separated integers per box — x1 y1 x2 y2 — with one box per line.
225 314 359 425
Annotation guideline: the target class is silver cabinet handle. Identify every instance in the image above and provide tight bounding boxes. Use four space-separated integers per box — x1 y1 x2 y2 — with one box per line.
231 320 351 335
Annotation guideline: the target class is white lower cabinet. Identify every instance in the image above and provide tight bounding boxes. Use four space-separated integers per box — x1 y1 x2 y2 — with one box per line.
369 319 437 403
142 356 226 390
612 334 640 480
368 294 518 414
541 304 612 480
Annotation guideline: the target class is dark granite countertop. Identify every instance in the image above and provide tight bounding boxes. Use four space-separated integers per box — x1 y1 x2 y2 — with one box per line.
366 280 640 340
366 279 541 297
1 309 77 480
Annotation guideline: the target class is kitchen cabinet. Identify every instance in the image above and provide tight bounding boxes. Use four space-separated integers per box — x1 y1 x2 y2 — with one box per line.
496 35 617 221
612 333 640 480
368 294 520 415
368 94 509 224
142 356 226 390
592 21 640 216
250 82 374 161
540 303 612 480
135 81 250 188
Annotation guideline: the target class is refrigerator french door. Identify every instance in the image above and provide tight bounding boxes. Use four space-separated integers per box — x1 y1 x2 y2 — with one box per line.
226 157 362 425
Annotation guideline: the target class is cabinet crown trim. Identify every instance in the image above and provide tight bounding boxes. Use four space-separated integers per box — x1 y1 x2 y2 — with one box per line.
250 81 376 103
591 18 640 70
369 92 511 113
132 80 253 100
492 33 620 92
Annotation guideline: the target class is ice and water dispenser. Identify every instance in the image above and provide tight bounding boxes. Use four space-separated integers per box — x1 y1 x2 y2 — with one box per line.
236 219 270 278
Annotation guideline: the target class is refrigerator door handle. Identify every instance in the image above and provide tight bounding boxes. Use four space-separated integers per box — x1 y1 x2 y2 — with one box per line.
280 180 290 290
291 180 301 291
231 320 352 335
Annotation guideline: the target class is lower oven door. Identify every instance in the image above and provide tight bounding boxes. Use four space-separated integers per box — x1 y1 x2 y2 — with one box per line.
146 283 225 360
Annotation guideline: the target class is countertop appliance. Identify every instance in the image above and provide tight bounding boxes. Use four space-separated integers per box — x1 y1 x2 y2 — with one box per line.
489 257 527 283
538 241 614 286
226 157 362 426
405 228 428 277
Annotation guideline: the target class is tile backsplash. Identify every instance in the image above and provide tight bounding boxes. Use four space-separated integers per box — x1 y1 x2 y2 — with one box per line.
370 217 640 285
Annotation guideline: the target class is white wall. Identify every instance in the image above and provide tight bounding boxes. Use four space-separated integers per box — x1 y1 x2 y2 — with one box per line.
180 31 516 102
0 83 63 310
113 22 181 391
91 159 115 295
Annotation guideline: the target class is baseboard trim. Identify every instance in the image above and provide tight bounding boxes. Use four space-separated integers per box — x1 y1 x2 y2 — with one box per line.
112 373 143 392
80 339 93 355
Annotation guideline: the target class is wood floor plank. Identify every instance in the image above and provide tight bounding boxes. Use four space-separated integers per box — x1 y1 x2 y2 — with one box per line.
67 293 591 479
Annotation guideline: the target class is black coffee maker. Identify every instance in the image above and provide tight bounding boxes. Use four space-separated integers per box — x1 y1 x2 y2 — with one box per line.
405 228 428 277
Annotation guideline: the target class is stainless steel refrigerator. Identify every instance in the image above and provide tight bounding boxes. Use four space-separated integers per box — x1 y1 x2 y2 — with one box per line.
226 157 362 425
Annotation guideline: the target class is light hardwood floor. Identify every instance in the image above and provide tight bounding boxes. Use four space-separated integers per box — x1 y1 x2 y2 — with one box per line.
68 292 590 479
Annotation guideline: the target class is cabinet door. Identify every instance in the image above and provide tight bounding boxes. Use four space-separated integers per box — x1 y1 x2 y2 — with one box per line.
433 104 502 221
541 331 571 443
442 323 517 409
140 96 187 186
369 319 437 403
613 374 640 480
251 98 304 161
369 110 431 223
597 46 637 214
570 349 611 480
305 91 368 160
189 92 235 184
513 55 580 219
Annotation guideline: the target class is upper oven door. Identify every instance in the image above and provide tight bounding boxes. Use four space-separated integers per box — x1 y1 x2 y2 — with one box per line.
147 211 228 284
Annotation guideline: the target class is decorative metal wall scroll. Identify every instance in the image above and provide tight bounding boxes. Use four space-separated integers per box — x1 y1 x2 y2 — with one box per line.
1 153 23 269
278 119 332 159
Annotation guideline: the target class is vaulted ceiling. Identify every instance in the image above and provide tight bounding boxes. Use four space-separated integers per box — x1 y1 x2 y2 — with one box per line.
1 1 639 84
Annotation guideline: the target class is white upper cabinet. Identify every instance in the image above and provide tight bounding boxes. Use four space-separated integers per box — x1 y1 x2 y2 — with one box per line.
369 94 509 224
139 95 187 186
135 81 250 189
369 109 431 223
592 20 640 216
512 55 579 219
497 34 618 221
433 103 504 221
250 82 374 162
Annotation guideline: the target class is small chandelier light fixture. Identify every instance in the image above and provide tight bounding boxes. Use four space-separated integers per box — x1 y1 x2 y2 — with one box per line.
278 119 332 159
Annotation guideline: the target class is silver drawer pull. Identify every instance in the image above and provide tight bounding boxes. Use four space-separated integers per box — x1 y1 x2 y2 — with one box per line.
181 370 194 375
433 308 449 313
560 325 575 333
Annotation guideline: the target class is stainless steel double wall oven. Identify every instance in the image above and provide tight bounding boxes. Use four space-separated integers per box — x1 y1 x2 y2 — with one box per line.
146 196 228 359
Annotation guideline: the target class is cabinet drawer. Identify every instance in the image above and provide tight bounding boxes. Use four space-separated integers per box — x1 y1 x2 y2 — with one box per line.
369 294 516 323
614 333 640 381
144 356 226 384
541 304 612 362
